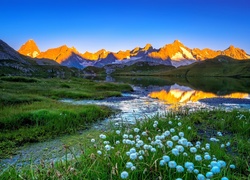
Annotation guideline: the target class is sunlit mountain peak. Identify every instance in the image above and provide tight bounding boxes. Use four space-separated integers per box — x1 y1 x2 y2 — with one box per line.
18 39 40 58
143 43 153 51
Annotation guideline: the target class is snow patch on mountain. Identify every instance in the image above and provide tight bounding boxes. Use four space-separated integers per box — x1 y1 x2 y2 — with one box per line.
33 51 39 58
127 57 142 61
112 57 142 64
180 47 195 59
77 56 83 61
171 59 196 67
171 52 184 60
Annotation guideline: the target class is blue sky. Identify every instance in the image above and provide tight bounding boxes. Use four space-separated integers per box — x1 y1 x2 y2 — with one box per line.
1 0 250 53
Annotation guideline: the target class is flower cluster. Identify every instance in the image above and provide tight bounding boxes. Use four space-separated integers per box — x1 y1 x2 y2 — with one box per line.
93 116 235 179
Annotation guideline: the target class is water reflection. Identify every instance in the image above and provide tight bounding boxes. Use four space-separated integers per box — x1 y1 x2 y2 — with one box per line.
149 84 249 105
104 76 250 95
84 76 250 109
61 82 250 127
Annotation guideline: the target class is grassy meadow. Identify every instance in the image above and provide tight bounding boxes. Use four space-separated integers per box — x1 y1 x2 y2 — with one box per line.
157 56 250 77
0 76 133 158
1 109 249 179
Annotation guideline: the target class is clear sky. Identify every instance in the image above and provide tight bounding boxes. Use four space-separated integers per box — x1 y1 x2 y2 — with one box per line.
1 0 250 53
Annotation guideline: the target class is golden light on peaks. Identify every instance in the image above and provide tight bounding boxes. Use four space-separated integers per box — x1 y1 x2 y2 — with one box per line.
37 45 80 63
113 50 131 60
18 39 40 58
82 49 109 60
148 40 187 61
143 43 152 51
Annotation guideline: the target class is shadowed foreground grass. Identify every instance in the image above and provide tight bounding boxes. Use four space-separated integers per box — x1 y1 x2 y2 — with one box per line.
1 109 249 179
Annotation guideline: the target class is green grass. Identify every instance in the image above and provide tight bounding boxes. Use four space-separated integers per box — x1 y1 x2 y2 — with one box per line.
0 76 39 82
1 109 249 179
0 76 133 105
0 76 132 158
0 92 44 106
0 101 112 158
181 109 250 174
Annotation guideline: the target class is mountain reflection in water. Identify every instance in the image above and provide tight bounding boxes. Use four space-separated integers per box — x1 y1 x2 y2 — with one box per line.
149 84 249 105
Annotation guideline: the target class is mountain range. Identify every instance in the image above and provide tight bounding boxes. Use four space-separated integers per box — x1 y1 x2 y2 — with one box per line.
17 39 250 69
1 38 250 77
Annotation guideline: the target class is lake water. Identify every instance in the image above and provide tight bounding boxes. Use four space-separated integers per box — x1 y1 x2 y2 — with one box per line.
1 76 250 171
61 76 250 126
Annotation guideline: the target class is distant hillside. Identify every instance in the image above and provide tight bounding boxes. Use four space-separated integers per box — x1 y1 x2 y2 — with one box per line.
83 61 175 76
0 40 29 64
83 66 107 75
160 56 250 77
109 62 175 76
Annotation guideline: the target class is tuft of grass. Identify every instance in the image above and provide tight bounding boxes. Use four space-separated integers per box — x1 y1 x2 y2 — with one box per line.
1 109 249 179
0 92 43 106
60 83 71 88
0 76 39 83
0 77 133 107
